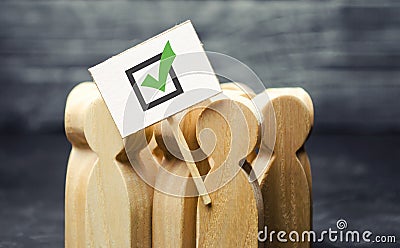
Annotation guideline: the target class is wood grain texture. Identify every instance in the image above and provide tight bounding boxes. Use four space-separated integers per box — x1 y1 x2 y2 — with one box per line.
220 83 259 164
295 89 314 201
254 88 313 248
167 117 211 205
65 81 154 248
5 133 400 248
152 104 211 248
64 82 99 248
196 95 263 248
85 95 153 248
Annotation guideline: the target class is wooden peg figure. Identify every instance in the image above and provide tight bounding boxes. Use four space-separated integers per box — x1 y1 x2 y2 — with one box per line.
196 95 264 248
65 82 100 248
255 88 313 248
293 89 314 201
152 105 211 248
220 82 259 163
79 83 153 248
266 88 314 215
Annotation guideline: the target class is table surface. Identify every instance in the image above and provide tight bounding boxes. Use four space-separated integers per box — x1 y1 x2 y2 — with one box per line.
0 134 399 248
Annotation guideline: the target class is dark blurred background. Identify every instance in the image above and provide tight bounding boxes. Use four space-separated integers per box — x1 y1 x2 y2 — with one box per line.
0 1 399 247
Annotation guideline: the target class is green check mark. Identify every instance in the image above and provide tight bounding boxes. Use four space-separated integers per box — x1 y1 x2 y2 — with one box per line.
141 41 176 92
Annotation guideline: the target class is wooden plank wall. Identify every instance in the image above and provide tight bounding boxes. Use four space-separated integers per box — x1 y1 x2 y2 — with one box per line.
1 1 399 134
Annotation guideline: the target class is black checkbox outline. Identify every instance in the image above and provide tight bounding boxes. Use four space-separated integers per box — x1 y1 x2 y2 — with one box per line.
125 53 184 111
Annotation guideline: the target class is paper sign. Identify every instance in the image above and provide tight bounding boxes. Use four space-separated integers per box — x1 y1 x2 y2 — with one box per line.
89 20 221 138
89 21 221 138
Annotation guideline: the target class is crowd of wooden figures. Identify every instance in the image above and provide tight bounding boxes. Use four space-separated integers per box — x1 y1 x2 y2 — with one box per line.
65 81 314 248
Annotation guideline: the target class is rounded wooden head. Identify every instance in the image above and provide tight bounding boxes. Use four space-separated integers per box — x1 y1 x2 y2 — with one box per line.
85 100 153 157
64 82 99 148
220 82 256 98
196 95 262 247
264 88 313 153
66 81 152 158
84 95 124 156
196 95 259 168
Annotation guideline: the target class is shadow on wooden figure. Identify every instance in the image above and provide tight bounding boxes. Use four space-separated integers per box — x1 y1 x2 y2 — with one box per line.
65 82 313 248
152 103 211 248
65 82 99 248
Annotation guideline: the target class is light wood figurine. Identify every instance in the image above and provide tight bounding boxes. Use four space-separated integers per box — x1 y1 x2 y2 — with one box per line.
65 82 100 248
196 95 264 248
65 81 314 248
152 104 211 248
252 88 313 248
65 82 155 248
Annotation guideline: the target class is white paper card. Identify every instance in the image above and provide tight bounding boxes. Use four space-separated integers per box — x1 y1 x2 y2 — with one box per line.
89 21 221 138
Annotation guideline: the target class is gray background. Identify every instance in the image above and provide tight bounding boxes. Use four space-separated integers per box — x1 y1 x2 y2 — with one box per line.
0 1 399 247
1 0 400 135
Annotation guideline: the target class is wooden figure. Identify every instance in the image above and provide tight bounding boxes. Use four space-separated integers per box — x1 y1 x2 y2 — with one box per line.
294 89 314 201
65 82 99 248
65 81 314 248
293 89 313 230
266 88 313 215
65 81 155 247
220 83 258 163
152 104 211 248
84 90 154 248
196 95 264 248
254 88 313 248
